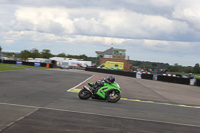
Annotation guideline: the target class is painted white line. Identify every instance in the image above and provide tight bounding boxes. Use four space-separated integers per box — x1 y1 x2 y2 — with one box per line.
120 98 200 109
67 74 95 92
0 102 200 128
0 102 39 109
0 104 38 132
0 70 24 72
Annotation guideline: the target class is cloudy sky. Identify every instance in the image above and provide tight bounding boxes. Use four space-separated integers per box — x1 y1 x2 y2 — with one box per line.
0 0 200 66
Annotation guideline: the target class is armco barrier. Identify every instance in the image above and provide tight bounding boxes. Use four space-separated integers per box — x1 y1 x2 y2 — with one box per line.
85 67 136 77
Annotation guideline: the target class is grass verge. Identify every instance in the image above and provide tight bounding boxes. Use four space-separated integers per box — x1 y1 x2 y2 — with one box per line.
0 65 24 71
0 63 49 69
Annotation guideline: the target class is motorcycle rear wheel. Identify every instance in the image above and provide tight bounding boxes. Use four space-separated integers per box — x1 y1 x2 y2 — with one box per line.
78 89 92 100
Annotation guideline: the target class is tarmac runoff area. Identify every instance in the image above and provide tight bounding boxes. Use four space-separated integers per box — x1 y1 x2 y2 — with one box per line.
67 70 200 109
69 89 200 109
0 68 200 133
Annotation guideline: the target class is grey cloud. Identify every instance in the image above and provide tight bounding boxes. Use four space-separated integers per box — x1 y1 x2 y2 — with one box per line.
0 0 176 15
10 5 200 42
47 22 66 34
1 0 200 66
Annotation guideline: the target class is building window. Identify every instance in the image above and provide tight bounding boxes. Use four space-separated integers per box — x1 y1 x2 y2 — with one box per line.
119 51 125 56
114 51 119 56
113 50 125 56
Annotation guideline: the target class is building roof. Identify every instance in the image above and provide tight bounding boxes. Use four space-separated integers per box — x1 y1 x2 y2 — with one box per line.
96 47 126 56
96 47 113 56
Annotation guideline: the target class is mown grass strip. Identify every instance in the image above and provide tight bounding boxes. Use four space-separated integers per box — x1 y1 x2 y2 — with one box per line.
0 65 24 71
0 63 49 69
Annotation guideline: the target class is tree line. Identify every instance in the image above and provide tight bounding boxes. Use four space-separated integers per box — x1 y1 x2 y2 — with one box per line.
19 48 54 59
2 48 92 61
168 63 200 73
1 47 200 73
130 60 200 74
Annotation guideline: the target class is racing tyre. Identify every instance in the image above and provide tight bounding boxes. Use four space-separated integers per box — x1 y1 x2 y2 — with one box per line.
78 89 92 100
106 90 121 103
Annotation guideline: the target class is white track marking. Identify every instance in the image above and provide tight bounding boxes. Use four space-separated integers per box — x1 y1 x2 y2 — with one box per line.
0 102 200 128
0 106 38 132
67 74 95 92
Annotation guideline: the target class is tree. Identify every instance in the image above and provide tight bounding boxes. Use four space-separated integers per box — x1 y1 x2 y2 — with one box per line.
57 53 67 57
41 49 53 58
5 52 16 58
0 46 2 53
183 66 193 73
30 48 41 58
66 54 88 60
67 54 77 59
169 63 183 72
193 63 200 73
19 50 31 60
79 54 88 60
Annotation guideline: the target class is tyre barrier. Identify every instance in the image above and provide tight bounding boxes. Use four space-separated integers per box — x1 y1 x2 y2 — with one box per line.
157 75 190 85
85 67 136 77
86 68 199 86
1 60 16 64
163 74 176 77
196 79 200 86
157 75 176 83
141 73 154 80
0 60 54 68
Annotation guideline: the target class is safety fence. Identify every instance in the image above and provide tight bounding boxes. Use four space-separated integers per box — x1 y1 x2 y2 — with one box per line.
0 60 54 68
141 74 154 80
85 67 136 77
196 79 200 86
1 62 200 87
157 75 190 85
85 67 200 87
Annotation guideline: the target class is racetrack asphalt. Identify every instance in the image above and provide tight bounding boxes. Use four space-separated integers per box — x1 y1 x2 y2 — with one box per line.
63 69 200 106
0 68 200 133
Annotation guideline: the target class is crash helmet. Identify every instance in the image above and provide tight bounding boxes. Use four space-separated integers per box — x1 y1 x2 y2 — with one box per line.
107 76 115 83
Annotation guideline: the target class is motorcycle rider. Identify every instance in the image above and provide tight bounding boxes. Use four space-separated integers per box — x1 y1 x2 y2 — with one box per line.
92 76 115 93
104 75 115 84
79 75 121 102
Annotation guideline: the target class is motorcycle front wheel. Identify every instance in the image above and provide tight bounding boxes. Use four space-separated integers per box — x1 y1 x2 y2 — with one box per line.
78 89 92 100
107 90 121 103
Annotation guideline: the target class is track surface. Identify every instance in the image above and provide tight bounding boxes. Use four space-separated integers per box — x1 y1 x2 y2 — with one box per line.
0 69 200 133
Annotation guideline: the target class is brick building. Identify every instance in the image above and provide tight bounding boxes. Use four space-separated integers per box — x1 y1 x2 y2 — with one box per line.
96 47 130 71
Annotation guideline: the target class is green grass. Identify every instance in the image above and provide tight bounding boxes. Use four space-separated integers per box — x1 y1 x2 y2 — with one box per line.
0 65 24 71
0 63 49 69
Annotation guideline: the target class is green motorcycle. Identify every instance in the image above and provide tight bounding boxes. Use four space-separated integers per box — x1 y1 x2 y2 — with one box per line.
78 76 121 103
